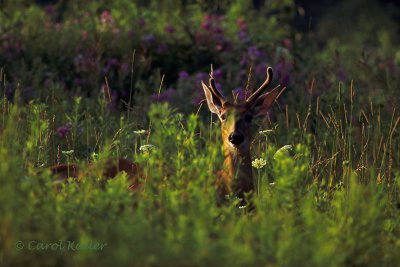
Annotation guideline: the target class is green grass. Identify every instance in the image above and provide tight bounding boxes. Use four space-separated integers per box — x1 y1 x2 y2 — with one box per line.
0 83 399 267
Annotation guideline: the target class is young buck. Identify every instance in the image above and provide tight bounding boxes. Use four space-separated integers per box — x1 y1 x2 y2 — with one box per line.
201 66 285 200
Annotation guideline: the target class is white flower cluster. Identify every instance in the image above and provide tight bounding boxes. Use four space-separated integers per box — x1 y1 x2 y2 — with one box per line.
252 158 266 169
139 144 156 152
259 129 273 135
133 129 147 135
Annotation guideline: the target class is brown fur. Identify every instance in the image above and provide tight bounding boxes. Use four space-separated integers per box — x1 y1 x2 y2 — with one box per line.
50 158 141 190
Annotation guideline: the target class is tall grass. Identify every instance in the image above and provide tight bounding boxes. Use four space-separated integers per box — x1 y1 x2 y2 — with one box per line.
0 77 399 266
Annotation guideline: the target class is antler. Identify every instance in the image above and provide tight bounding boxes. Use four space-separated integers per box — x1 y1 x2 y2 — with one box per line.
246 66 273 103
207 67 227 105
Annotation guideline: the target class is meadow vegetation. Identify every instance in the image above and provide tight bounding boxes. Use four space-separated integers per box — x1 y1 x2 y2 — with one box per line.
0 0 399 266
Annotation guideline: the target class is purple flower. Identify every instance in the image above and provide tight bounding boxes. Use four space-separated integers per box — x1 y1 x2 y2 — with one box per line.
275 60 291 87
102 58 120 75
238 31 249 42
215 82 222 91
201 15 212 31
213 69 223 80
45 5 55 16
109 58 119 66
165 25 176 33
232 88 245 102
141 34 155 47
214 26 223 34
179 71 189 80
57 122 72 138
196 72 209 84
57 127 68 138
151 88 176 103
156 43 168 54
248 46 262 60
100 10 113 25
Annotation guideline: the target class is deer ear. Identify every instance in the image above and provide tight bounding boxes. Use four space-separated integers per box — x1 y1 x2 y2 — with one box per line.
202 81 223 114
250 85 285 116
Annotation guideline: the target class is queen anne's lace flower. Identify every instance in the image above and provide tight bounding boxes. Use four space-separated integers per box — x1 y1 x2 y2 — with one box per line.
252 158 266 169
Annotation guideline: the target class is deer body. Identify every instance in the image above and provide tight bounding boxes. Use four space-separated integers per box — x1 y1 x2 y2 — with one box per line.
202 66 285 199
50 158 141 190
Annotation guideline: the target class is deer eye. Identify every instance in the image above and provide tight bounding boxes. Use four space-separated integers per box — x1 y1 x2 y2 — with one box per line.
220 114 226 121
244 114 253 123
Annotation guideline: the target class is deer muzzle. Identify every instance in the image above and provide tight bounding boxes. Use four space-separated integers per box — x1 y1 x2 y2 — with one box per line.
228 132 244 146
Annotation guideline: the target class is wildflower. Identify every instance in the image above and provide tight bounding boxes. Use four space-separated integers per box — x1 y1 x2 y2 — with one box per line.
61 150 74 156
252 158 266 169
150 87 175 103
275 59 291 87
232 88 245 102
100 10 113 25
195 72 209 85
201 15 212 31
142 34 155 46
57 122 73 138
165 25 175 33
156 43 168 54
139 144 156 152
45 5 55 16
133 129 147 135
212 68 223 80
214 26 223 34
178 71 189 80
238 31 249 42
259 129 274 135
248 46 262 60
57 127 69 138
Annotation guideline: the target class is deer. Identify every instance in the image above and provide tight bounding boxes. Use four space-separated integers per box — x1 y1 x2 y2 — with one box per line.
49 66 284 202
50 158 141 190
201 66 285 201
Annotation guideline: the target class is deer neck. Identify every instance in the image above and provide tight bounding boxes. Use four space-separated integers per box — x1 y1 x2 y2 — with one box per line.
222 140 254 197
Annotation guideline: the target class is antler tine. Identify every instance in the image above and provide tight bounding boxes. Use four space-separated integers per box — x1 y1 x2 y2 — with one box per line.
208 77 226 104
207 65 227 104
246 66 273 103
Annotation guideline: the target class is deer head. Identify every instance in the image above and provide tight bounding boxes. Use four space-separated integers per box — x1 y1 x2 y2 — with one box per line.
202 66 285 199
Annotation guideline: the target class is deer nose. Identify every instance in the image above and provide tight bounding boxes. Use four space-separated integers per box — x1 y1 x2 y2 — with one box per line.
228 132 244 145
